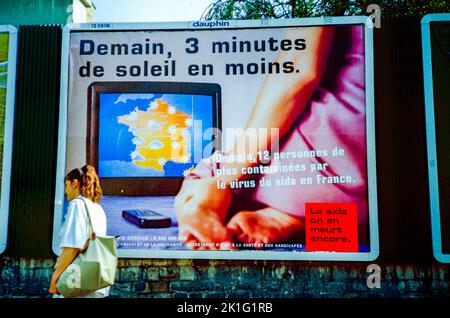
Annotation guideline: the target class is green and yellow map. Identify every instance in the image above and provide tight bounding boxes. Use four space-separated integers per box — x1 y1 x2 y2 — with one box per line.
118 98 192 171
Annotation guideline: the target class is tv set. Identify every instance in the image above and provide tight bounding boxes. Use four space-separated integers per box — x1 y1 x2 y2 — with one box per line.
87 81 221 196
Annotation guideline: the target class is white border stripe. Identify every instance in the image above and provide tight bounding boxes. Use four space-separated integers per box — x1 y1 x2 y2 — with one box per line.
421 13 450 263
0 25 18 254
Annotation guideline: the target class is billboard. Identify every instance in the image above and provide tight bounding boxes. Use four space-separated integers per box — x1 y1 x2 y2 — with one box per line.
422 13 450 263
0 25 17 254
53 16 378 261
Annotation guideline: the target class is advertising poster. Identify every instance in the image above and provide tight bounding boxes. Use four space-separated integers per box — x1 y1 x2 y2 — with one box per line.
0 25 17 254
422 14 450 263
54 17 378 260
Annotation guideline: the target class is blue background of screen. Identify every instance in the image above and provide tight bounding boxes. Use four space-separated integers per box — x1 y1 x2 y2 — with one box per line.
98 93 213 178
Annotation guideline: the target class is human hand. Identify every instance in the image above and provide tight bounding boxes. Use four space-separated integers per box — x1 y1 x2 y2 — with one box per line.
175 178 234 250
48 277 60 295
226 208 305 248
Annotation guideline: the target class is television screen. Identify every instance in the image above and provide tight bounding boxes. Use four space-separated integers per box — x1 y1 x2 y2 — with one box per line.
86 81 221 196
98 93 214 178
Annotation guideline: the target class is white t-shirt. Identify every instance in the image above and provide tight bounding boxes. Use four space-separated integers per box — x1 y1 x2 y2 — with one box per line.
57 195 109 298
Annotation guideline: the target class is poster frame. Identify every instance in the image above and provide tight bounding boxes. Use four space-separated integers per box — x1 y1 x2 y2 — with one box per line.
53 16 379 261
421 13 450 263
0 25 18 254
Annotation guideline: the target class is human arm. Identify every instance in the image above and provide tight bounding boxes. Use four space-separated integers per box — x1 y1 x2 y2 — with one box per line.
226 208 305 247
174 27 334 247
175 178 235 249
49 247 80 294
220 27 335 184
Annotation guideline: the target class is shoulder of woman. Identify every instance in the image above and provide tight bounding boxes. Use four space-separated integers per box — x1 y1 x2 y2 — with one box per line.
78 196 104 211
67 198 86 213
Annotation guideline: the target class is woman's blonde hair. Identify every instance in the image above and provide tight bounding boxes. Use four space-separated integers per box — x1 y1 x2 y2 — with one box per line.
65 164 103 203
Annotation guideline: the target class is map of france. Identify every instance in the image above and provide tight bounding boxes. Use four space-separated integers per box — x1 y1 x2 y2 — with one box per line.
117 98 192 171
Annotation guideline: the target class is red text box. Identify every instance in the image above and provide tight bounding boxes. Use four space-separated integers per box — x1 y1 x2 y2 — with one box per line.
305 202 358 252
